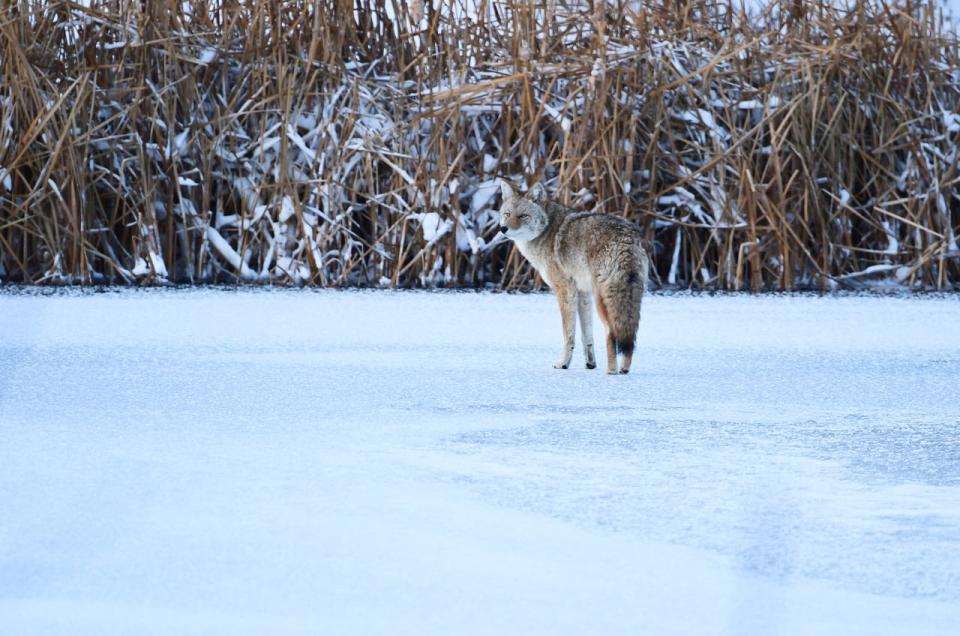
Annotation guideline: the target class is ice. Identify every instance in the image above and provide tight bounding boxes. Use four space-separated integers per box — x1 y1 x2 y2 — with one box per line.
0 291 959 635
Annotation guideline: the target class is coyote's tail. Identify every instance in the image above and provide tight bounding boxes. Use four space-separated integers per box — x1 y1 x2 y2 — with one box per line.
603 247 648 356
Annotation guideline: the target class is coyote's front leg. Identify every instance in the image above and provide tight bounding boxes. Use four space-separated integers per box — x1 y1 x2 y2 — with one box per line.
553 282 577 369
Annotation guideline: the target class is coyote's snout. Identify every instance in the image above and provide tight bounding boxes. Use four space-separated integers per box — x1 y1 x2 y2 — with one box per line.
499 181 648 374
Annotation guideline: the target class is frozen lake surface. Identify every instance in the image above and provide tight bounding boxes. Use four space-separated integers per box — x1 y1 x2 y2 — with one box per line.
1 290 958 635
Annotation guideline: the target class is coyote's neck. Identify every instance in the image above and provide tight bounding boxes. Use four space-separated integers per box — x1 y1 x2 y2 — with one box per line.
513 202 567 281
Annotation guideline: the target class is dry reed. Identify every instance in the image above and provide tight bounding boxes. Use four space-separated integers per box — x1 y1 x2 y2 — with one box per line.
1 0 958 289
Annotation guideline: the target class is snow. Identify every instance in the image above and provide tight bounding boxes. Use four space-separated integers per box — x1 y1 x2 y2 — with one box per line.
413 211 451 243
279 195 296 223
1 290 959 635
130 257 151 278
197 47 217 66
469 179 500 213
482 153 498 173
204 227 259 280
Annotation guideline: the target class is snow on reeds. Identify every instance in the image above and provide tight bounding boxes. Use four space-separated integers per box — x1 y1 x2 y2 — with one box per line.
0 0 958 289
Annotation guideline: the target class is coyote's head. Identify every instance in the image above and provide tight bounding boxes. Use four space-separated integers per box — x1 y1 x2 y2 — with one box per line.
498 181 549 241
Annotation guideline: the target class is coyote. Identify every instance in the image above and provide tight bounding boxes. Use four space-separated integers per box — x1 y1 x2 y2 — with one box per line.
498 181 648 374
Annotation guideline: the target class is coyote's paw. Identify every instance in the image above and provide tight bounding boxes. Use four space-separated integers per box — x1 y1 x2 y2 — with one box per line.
553 361 569 370
585 361 597 370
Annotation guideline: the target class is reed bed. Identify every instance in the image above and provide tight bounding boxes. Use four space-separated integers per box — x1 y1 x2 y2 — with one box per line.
1 0 959 289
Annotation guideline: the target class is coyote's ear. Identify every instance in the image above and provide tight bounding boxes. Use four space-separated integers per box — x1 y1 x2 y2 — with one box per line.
528 183 547 203
499 180 517 201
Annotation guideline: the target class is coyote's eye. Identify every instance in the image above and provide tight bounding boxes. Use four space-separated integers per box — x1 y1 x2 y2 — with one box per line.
519 214 529 220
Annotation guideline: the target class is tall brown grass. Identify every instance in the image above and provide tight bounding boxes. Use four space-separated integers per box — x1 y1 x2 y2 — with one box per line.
1 0 958 289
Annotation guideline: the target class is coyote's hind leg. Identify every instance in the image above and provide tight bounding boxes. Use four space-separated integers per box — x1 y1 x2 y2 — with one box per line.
594 292 618 374
577 291 596 369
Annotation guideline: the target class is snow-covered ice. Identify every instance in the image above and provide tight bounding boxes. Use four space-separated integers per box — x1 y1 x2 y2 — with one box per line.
0 290 958 635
